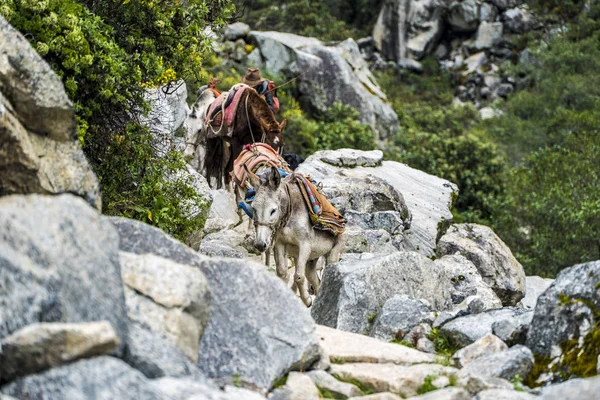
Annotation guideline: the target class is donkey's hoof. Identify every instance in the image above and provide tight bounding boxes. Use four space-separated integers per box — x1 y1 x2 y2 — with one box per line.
303 297 313 307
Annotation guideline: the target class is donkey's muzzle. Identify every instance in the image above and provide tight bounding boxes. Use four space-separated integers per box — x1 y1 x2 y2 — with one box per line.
254 241 268 252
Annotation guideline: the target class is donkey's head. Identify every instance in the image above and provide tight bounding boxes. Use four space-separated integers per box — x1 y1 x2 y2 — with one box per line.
265 119 286 152
246 166 285 252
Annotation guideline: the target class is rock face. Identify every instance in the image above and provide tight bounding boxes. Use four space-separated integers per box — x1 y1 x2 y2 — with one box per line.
109 217 320 393
526 260 600 357
0 17 101 210
312 252 454 334
439 307 531 348
521 276 554 310
0 357 167 400
541 376 600 400
0 322 119 383
246 32 399 142
141 80 190 157
458 345 534 380
120 251 210 362
437 223 526 306
298 149 458 257
0 195 128 355
203 189 240 234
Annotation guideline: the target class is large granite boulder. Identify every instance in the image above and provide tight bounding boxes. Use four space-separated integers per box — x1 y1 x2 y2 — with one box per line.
311 251 454 334
448 0 481 32
526 260 600 363
0 17 100 210
373 0 446 62
437 224 526 306
109 217 320 393
1 357 167 400
370 295 435 341
120 251 211 362
247 32 399 142
298 149 458 258
0 195 128 355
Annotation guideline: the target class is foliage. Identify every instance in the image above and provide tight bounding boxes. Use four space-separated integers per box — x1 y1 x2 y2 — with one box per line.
427 328 458 359
280 93 376 158
377 61 508 222
235 0 358 41
1 0 233 239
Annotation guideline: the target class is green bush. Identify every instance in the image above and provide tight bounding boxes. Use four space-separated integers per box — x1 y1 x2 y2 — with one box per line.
1 0 233 239
492 132 600 277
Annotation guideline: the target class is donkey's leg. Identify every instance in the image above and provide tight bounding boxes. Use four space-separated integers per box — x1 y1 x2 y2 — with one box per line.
326 234 345 265
273 242 288 283
295 245 313 307
306 259 320 297
265 247 271 267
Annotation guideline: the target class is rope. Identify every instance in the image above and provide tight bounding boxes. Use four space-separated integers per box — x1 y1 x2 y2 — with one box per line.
244 91 257 144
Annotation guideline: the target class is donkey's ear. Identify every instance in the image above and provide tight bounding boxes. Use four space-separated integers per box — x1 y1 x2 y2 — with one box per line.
279 119 287 131
245 164 262 188
269 166 281 188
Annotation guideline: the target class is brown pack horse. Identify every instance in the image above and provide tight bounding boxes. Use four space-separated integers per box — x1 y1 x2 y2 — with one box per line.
204 87 286 189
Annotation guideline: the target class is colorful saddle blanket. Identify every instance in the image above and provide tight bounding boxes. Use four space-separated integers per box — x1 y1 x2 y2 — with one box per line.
205 84 249 138
233 143 289 189
287 173 346 236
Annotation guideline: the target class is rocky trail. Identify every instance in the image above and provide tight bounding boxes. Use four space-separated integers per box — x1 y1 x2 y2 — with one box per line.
1 5 600 400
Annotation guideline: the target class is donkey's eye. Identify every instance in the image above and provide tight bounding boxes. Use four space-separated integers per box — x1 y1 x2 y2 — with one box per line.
270 208 276 216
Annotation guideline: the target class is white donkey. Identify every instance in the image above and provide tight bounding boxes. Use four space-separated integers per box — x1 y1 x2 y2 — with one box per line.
184 85 219 175
247 166 344 306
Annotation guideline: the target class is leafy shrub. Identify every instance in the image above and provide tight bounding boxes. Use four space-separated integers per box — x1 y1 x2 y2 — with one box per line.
1 0 233 239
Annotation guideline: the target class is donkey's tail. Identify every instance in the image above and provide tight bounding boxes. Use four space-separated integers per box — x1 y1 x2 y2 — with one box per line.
204 137 225 189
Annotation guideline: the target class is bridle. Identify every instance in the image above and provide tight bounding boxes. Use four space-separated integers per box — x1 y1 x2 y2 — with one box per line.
254 181 293 242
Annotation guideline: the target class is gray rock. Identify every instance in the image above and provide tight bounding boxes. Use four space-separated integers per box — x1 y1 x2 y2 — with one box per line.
0 356 167 400
526 260 600 357
124 323 200 379
462 52 489 75
491 310 533 345
439 307 531 348
503 7 534 33
473 389 536 400
453 334 508 368
141 80 189 157
318 148 383 168
371 295 435 341
198 228 252 258
520 276 554 310
437 224 526 306
448 0 481 32
152 376 267 400
457 375 514 395
495 83 514 98
459 345 534 380
408 388 471 400
307 370 363 398
110 217 321 392
197 258 320 391
248 32 399 142
270 372 319 400
435 254 503 309
489 0 523 11
408 20 444 60
204 189 241 234
223 22 250 41
0 16 75 141
0 195 128 354
298 151 458 257
372 0 410 63
120 251 210 362
540 376 600 400
312 252 454 334
0 321 118 383
479 3 499 22
416 337 436 354
398 58 425 73
472 22 503 50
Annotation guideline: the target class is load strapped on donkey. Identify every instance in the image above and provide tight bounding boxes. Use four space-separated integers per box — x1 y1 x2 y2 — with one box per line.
233 143 346 237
